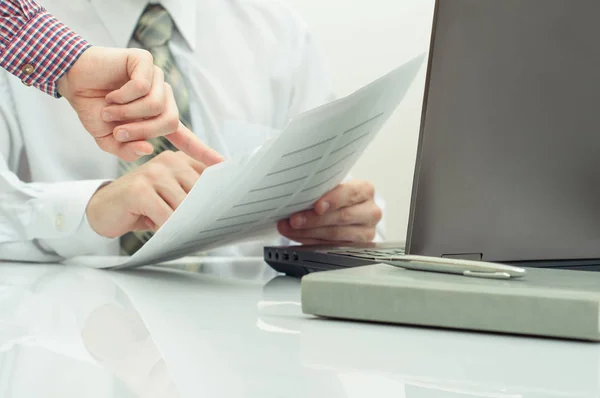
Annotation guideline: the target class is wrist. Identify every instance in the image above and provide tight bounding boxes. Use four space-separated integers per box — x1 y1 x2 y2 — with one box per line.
56 46 94 99
56 72 70 99
86 181 114 238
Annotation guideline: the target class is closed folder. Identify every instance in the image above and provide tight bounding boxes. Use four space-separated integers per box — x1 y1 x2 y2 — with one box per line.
301 264 600 341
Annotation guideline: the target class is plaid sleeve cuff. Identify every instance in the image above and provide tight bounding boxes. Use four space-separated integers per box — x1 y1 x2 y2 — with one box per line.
0 10 91 97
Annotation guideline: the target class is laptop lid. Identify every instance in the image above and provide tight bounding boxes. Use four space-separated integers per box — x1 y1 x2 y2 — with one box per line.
407 0 600 262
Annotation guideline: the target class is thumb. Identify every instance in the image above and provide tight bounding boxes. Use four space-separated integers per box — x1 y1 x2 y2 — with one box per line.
105 48 155 105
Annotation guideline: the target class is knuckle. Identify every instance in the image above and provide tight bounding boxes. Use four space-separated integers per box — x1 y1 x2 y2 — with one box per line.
339 207 352 223
153 65 164 80
134 79 152 95
363 181 375 198
165 115 180 133
350 189 363 204
142 162 165 179
128 177 149 195
139 49 153 63
156 150 177 163
372 206 383 223
147 97 164 115
176 151 192 163
365 228 376 242
352 230 365 242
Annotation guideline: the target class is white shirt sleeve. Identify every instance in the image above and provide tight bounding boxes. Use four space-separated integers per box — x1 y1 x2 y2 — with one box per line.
0 172 116 261
0 74 115 262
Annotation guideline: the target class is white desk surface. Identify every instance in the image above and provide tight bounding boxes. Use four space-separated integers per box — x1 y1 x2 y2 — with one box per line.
0 257 598 398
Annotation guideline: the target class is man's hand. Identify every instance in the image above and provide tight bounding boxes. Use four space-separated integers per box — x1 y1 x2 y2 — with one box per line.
57 47 223 164
277 180 382 244
86 151 206 238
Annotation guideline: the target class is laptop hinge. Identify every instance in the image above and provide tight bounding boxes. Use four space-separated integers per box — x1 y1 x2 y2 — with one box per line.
441 253 483 261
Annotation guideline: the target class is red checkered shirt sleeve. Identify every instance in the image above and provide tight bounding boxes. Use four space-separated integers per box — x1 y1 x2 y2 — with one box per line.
0 0 91 97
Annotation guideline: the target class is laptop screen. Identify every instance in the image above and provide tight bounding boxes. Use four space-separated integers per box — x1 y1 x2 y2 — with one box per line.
407 0 600 263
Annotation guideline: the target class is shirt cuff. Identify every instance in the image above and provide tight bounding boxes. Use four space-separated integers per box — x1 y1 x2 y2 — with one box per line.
36 180 116 258
0 11 91 97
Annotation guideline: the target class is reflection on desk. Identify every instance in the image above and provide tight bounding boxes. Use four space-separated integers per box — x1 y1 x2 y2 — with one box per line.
0 263 178 397
0 258 597 398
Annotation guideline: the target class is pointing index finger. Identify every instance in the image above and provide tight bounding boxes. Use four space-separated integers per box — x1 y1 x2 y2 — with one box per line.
166 122 224 166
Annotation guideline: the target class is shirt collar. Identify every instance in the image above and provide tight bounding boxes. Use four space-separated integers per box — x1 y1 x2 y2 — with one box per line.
90 0 197 50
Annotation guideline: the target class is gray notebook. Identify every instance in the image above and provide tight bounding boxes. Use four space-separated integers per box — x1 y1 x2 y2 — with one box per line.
301 264 600 341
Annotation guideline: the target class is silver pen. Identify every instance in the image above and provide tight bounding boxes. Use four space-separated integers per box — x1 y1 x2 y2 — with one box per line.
382 255 526 279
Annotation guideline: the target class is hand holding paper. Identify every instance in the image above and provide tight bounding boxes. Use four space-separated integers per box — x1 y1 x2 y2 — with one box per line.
67 54 425 269
86 151 208 238
278 180 382 245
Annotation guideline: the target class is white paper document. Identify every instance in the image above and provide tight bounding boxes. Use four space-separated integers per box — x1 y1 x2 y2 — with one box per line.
67 54 425 269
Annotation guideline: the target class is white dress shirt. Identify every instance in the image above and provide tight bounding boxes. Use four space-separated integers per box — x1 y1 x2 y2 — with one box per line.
0 0 383 262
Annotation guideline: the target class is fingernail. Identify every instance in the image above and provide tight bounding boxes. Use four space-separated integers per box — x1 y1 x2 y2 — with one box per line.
293 215 306 228
102 112 112 122
135 150 147 157
320 201 330 213
116 130 129 141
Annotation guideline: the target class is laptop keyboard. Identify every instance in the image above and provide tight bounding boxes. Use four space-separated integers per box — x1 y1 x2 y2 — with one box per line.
327 247 405 261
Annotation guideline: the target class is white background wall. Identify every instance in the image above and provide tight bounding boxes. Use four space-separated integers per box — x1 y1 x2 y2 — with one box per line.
283 0 436 241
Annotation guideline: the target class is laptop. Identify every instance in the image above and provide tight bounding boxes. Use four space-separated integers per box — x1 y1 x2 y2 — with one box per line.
265 0 600 277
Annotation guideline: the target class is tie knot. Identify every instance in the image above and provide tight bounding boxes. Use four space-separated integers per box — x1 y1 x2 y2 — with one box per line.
134 4 174 48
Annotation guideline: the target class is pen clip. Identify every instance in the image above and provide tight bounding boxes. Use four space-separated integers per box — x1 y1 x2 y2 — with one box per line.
463 270 511 279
